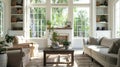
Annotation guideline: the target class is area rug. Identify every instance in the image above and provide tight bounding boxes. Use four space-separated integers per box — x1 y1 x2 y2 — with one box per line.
26 50 102 67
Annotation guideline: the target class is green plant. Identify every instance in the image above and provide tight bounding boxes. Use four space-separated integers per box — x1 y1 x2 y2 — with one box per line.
62 40 71 46
5 34 14 43
0 41 7 53
51 32 59 42
47 20 51 26
47 20 51 29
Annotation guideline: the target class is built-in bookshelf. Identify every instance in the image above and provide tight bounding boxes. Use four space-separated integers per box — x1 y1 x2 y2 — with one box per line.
96 0 108 30
11 0 23 30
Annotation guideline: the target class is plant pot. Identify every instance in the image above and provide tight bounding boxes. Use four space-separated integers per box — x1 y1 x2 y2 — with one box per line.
64 46 69 50
0 53 7 67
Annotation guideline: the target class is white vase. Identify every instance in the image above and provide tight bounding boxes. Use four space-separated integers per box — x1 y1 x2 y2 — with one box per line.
0 53 7 67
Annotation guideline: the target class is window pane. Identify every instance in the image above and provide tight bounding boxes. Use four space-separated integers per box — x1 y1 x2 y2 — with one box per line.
51 0 68 4
30 8 46 38
30 0 46 4
52 7 68 28
74 7 90 37
115 1 120 38
0 1 3 37
74 0 90 4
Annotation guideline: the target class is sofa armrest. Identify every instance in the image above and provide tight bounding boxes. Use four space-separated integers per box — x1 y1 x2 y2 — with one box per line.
117 48 120 67
83 38 89 45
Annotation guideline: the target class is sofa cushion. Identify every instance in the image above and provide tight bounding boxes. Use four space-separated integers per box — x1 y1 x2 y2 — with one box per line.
91 47 117 65
100 37 116 48
87 37 100 45
108 39 120 54
108 42 118 54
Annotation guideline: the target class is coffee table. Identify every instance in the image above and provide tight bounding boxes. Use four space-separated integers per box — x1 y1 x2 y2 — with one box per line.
43 48 74 66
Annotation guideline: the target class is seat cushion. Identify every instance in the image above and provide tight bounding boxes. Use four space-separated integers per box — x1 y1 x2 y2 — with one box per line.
91 47 117 65
88 37 99 45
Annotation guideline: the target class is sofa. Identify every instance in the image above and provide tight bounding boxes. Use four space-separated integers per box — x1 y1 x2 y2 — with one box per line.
83 37 120 67
6 35 34 67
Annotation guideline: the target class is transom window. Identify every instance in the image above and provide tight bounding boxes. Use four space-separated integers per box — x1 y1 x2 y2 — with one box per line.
52 7 68 28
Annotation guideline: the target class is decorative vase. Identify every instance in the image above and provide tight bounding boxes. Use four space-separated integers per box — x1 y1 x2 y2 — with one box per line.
64 46 69 50
0 53 7 67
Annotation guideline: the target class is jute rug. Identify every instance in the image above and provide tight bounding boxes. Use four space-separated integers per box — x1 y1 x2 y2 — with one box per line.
26 50 102 67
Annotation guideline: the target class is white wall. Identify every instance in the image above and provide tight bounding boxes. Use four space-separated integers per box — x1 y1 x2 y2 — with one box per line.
2 0 11 35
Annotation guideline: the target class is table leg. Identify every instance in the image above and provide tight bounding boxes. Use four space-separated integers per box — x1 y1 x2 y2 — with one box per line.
43 52 46 66
71 52 74 66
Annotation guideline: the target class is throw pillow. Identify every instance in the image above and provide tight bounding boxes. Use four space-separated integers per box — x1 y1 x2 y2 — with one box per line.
100 37 115 48
88 37 99 45
108 42 118 54
108 39 120 54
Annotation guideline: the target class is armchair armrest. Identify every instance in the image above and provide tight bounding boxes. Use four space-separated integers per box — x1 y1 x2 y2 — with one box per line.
6 47 22 51
6 47 24 67
117 48 120 67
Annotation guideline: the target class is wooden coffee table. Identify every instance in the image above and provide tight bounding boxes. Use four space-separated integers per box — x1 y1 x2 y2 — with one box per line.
43 48 74 66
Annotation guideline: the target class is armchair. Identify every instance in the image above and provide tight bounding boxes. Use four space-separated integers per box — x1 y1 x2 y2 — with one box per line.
13 36 34 57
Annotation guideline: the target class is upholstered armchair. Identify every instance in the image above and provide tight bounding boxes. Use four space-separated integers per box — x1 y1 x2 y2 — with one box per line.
13 36 34 57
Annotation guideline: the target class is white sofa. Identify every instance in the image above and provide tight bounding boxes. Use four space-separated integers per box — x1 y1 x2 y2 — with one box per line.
83 37 120 67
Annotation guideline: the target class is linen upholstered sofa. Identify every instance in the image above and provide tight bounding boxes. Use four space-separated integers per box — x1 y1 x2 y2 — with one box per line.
7 36 34 67
7 47 28 67
83 37 120 67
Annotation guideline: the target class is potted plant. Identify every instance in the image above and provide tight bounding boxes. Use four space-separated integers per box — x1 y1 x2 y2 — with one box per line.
62 40 71 49
50 32 59 48
0 40 8 67
5 34 14 47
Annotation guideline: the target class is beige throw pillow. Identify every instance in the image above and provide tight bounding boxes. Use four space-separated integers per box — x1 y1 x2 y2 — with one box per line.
88 37 99 45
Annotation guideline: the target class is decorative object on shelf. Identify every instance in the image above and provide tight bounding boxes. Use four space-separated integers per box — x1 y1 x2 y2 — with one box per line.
11 0 17 6
65 21 71 28
17 8 22 14
16 0 23 6
62 40 71 49
96 16 100 22
11 16 17 22
96 1 100 6
102 27 106 30
97 27 100 30
104 0 108 6
100 15 107 22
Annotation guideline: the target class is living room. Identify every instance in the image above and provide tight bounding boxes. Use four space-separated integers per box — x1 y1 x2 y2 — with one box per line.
0 0 120 67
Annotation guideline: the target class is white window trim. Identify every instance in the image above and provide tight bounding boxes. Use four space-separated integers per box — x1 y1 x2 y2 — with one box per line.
25 0 91 39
